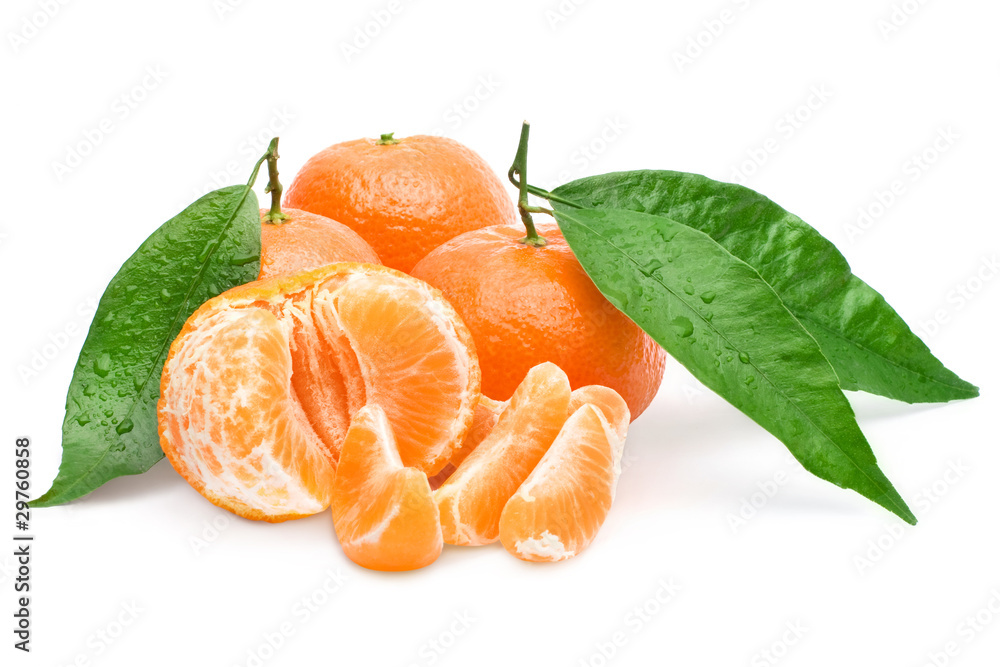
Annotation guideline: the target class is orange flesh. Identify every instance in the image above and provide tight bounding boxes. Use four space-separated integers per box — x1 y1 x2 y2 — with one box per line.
433 363 570 546
331 405 442 571
159 308 336 521
159 263 479 522
499 404 620 562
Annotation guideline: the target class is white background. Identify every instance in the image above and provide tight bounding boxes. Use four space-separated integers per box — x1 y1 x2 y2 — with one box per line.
2 1 998 665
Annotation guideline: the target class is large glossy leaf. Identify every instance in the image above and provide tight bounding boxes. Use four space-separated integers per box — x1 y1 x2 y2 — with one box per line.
32 186 261 507
549 171 977 404
553 206 916 524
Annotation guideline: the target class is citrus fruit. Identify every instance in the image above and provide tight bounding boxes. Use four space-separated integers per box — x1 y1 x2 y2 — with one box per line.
499 403 620 562
568 384 630 453
158 262 480 521
284 133 517 273
434 362 570 546
427 396 505 490
410 221 667 420
331 404 442 571
258 207 380 280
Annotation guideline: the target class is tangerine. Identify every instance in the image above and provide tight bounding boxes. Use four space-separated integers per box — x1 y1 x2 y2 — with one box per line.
284 133 516 273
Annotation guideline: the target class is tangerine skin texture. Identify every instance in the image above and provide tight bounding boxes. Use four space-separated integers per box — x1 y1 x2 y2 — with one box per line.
259 208 380 280
411 223 667 420
284 135 517 273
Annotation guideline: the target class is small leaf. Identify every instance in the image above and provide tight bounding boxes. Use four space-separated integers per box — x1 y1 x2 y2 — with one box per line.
553 206 916 524
32 185 261 507
551 171 978 404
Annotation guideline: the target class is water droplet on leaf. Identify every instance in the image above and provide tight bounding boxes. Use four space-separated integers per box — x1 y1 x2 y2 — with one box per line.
94 353 112 377
230 255 259 267
198 240 218 262
670 316 694 338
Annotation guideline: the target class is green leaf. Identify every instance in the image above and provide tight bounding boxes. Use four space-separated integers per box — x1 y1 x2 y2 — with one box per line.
32 185 261 507
552 206 916 524
550 171 978 404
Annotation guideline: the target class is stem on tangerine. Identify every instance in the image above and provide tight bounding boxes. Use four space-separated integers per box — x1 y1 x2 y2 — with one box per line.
508 121 552 247
377 132 401 145
262 137 288 224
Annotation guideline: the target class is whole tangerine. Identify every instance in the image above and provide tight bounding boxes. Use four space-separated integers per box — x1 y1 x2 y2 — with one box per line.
411 221 667 420
258 207 380 280
284 133 517 273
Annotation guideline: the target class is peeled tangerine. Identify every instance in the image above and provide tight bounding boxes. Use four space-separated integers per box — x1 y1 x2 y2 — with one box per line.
158 263 479 523
331 405 442 571
433 361 630 561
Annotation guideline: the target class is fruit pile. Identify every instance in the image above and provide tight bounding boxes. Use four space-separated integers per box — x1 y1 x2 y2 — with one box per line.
34 123 977 553
158 134 664 571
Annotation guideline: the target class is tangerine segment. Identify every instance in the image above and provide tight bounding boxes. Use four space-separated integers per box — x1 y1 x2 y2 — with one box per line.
159 308 336 522
285 289 366 466
449 396 505 469
434 363 570 546
499 404 620 562
159 263 480 520
568 385 630 461
329 270 479 474
427 396 506 491
332 405 442 572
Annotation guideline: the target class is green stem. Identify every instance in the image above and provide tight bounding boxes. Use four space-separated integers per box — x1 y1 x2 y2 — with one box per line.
262 137 288 224
525 183 583 209
507 121 552 247
377 132 401 145
246 145 270 189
